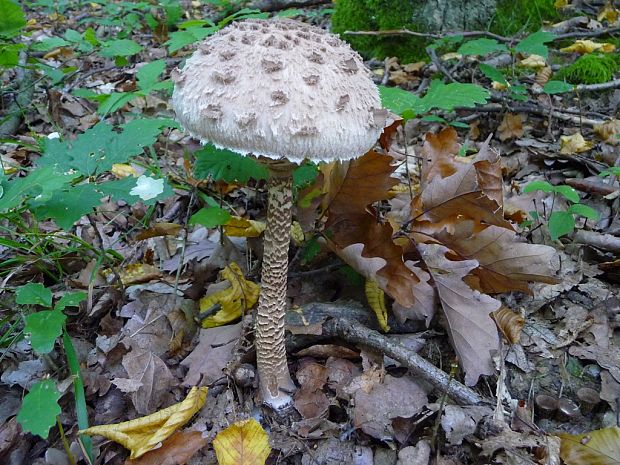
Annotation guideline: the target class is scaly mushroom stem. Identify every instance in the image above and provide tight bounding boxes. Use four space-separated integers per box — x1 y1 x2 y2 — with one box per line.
256 163 296 410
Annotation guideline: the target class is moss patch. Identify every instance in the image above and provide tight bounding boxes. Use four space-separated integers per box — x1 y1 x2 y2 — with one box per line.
555 53 619 85
331 0 560 63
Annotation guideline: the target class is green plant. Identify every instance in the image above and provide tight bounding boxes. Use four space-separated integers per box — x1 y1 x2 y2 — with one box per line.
490 0 559 36
555 53 620 85
0 0 26 67
522 180 599 241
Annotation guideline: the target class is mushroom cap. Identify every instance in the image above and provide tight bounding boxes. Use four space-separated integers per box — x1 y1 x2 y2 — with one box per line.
172 18 386 163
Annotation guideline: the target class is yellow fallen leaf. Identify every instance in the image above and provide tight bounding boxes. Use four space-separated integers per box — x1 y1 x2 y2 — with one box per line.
554 0 569 8
441 52 462 61
80 386 207 459
519 54 547 69
492 81 510 91
559 426 620 465
213 418 271 465
560 133 593 154
365 279 390 332
101 263 162 286
560 40 616 54
223 216 266 237
290 221 304 246
598 4 619 23
199 262 259 328
112 163 138 178
498 113 525 142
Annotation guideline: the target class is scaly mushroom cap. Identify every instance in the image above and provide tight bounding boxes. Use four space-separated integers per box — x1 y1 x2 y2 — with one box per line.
172 18 386 162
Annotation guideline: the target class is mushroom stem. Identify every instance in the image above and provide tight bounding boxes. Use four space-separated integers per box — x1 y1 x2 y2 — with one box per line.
256 163 296 410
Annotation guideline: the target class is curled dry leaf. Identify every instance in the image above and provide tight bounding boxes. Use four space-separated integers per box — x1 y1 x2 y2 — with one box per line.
498 113 525 142
102 263 162 286
559 426 620 465
594 119 620 144
491 307 525 344
198 262 259 328
519 54 547 69
560 40 616 54
213 418 271 465
135 223 183 240
365 279 390 332
223 216 266 237
560 133 593 155
80 387 208 459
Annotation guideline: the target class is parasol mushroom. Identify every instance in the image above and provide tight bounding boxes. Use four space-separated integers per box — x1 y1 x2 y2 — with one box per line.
172 18 386 410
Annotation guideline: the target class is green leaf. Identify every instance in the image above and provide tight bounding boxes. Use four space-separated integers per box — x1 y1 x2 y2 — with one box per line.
543 80 573 95
554 185 580 203
15 283 53 307
421 115 447 123
276 8 303 17
31 37 71 51
293 162 319 189
55 291 87 311
379 85 423 119
549 211 575 241
0 0 26 38
194 144 269 183
96 91 137 115
39 119 169 175
24 309 66 353
0 43 23 66
515 30 555 58
600 167 620 177
450 121 470 129
31 183 103 230
97 175 174 206
189 207 231 228
523 180 553 194
419 80 490 112
479 63 507 85
458 38 507 56
16 379 61 439
136 60 166 91
166 25 218 52
0 167 74 212
99 39 143 58
567 203 599 220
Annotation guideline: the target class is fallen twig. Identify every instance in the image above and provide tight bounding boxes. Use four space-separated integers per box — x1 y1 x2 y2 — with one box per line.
344 28 511 43
574 230 620 253
322 317 484 405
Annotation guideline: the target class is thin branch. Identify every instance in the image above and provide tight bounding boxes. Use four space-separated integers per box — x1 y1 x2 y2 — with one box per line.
344 29 511 43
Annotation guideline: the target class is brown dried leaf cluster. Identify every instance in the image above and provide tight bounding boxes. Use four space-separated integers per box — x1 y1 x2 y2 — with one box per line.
318 127 559 385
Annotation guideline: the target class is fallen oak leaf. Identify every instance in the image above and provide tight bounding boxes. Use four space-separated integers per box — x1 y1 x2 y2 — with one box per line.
418 243 500 385
80 386 208 459
559 426 620 465
560 133 593 154
213 418 271 465
497 113 525 142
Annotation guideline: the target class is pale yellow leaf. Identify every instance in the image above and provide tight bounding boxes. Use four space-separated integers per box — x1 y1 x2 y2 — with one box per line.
560 40 616 54
199 262 259 328
101 263 162 285
519 54 546 69
560 426 620 465
364 279 390 332
80 386 208 459
594 119 620 143
290 221 304 246
560 133 593 154
598 5 619 23
492 81 510 90
213 418 271 465
112 163 138 178
223 216 265 237
441 52 462 61
554 0 569 8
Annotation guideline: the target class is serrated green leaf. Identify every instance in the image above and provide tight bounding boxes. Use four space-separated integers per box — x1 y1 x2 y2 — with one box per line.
549 211 575 240
523 180 553 194
31 183 103 230
0 43 23 66
99 39 142 58
379 85 423 118
515 30 555 58
31 37 71 51
16 379 61 439
554 185 580 203
567 203 599 220
458 38 508 56
166 25 218 52
39 119 169 175
96 92 137 115
194 144 269 183
543 81 573 95
419 80 490 112
136 60 166 92
55 291 87 311
24 309 66 353
96 175 174 206
479 63 507 85
0 0 26 38
16 283 53 306
0 167 74 212
189 207 231 228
